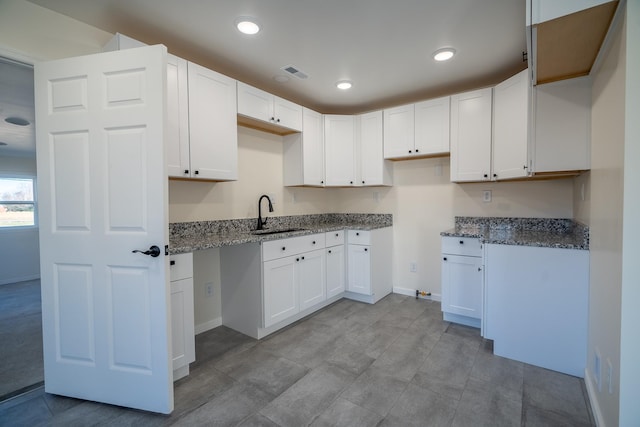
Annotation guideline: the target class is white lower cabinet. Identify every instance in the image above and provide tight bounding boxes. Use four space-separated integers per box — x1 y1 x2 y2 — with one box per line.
169 253 195 381
326 231 346 299
263 255 299 327
345 228 393 304
441 237 483 328
297 249 327 311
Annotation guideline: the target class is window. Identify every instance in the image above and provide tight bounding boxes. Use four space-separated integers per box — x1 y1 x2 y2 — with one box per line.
0 177 37 228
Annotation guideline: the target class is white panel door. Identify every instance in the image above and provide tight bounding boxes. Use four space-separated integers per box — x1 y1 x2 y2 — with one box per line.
34 45 172 413
441 254 483 319
170 277 195 370
326 245 346 299
274 96 303 131
493 69 529 180
166 54 190 178
383 104 415 158
263 256 299 327
359 110 385 186
302 108 325 186
298 249 326 311
347 245 371 295
415 96 450 155
324 115 355 186
237 81 273 122
450 88 493 182
187 62 237 181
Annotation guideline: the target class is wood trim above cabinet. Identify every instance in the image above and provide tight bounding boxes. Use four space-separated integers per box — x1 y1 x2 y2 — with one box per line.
534 1 618 84
237 115 300 136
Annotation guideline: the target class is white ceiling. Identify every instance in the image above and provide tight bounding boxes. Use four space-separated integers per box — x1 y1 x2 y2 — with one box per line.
1 0 528 157
0 58 34 157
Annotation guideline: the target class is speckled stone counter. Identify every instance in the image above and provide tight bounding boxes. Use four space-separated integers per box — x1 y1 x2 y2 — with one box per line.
169 213 392 254
441 217 589 250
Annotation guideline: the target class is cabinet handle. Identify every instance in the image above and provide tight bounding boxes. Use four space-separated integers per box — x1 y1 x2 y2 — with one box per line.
170 260 176 266
523 165 528 169
195 170 199 175
184 169 189 174
443 257 448 261
282 246 286 251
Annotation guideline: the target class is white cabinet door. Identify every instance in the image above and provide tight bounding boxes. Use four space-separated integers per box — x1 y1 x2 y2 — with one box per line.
170 277 195 371
166 54 190 178
358 110 391 186
237 82 273 123
324 115 356 186
326 245 346 299
263 256 299 328
188 62 238 181
493 69 529 180
415 96 450 155
35 45 172 414
441 254 483 319
450 88 493 182
283 108 325 187
298 249 326 311
347 244 371 295
531 77 591 173
274 96 303 131
383 104 415 158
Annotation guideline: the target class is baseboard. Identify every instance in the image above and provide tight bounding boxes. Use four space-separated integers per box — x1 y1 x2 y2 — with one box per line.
0 275 40 286
393 286 441 302
195 317 222 335
584 368 605 427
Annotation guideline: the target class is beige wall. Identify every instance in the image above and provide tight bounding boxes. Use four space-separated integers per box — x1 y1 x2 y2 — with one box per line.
580 7 626 426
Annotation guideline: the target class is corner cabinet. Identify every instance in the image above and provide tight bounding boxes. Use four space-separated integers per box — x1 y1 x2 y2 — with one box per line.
283 107 325 187
169 253 195 381
237 82 303 132
165 57 238 181
450 88 493 182
358 111 393 186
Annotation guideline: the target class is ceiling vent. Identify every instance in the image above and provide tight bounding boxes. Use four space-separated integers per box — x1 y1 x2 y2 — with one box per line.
281 65 308 79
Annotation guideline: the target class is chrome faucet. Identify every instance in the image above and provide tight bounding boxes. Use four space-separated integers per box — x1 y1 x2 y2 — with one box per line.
257 194 274 230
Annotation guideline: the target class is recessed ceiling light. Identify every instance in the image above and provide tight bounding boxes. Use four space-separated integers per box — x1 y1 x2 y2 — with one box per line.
5 116 30 126
235 17 260 35
336 81 352 90
433 48 456 62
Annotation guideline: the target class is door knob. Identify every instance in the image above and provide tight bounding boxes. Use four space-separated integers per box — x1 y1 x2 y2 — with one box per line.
132 245 161 257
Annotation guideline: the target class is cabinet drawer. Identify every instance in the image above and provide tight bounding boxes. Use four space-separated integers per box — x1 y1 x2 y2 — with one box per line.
262 233 326 261
170 252 193 281
325 230 345 246
347 230 370 245
441 237 482 257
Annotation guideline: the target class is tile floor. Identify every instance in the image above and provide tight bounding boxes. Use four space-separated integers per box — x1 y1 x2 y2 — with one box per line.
0 294 595 426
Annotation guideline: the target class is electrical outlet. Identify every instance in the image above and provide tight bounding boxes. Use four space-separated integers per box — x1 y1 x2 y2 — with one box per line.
410 262 417 272
373 192 380 202
205 282 214 297
268 193 276 206
483 190 492 203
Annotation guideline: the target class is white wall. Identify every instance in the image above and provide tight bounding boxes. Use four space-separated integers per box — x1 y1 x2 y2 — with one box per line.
0 155 40 284
581 6 626 426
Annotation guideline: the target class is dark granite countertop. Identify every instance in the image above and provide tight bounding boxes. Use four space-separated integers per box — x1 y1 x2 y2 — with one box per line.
441 217 589 250
169 213 392 254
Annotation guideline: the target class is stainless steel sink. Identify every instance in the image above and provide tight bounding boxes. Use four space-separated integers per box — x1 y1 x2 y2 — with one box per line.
251 228 306 236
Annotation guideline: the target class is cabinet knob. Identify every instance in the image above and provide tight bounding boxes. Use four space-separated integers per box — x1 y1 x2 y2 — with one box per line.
443 257 448 261
301 256 305 260
478 267 482 272
350 181 353 184
523 165 528 169
415 149 419 153
312 241 316 245
282 246 286 251
184 169 189 174
270 117 275 122
364 248 368 252
328 250 332 254
321 180 324 184
459 240 464 245
170 260 176 266
362 180 365 184
194 170 199 175
356 232 360 236
483 174 488 178
296 258 299 262
276 118 280 123
493 173 497 178
335 233 339 237
408 150 412 154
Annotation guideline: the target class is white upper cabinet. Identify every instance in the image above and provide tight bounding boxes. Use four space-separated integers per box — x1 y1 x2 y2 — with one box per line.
384 96 450 160
531 76 591 173
383 104 415 158
492 69 530 180
187 62 238 181
166 54 190 178
237 82 303 132
450 88 493 182
284 108 325 187
324 115 356 186
358 111 392 186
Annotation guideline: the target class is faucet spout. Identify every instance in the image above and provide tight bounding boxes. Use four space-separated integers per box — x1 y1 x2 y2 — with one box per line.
257 194 274 230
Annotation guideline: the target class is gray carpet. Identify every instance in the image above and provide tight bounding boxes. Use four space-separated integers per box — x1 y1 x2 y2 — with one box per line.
0 279 44 399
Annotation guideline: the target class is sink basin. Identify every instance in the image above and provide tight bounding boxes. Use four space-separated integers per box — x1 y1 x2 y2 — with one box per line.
251 228 306 236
